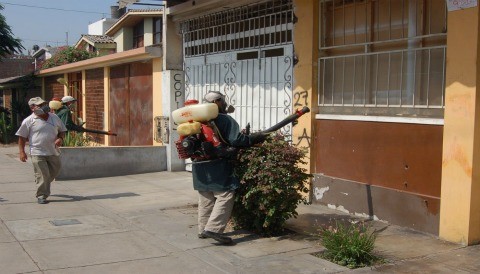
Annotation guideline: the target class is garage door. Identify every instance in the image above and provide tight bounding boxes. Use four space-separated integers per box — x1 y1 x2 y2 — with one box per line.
181 0 295 134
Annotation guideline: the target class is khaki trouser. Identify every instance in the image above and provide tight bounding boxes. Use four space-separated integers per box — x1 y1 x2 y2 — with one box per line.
31 155 61 198
198 190 235 234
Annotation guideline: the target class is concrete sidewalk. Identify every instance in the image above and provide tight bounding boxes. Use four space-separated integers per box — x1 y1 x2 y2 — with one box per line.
1 145 479 273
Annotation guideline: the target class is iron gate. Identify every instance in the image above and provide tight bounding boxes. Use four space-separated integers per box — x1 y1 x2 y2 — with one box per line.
181 0 295 134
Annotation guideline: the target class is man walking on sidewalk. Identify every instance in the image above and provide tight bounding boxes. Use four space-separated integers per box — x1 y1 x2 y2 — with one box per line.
16 97 67 204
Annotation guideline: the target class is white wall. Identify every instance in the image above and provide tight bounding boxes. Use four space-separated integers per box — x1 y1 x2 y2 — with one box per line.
88 18 118 35
144 18 153 47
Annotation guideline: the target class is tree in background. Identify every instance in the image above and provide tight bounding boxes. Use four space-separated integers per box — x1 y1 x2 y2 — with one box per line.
0 4 24 58
42 46 94 69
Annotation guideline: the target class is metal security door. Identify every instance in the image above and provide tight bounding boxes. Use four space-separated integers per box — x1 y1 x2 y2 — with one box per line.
181 0 295 134
184 46 293 133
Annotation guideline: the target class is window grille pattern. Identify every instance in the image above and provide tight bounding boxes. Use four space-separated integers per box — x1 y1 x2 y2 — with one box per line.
318 0 447 118
180 0 294 56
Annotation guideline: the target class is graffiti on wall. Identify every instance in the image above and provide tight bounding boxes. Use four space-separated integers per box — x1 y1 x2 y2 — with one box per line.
293 89 311 148
294 90 308 107
173 72 184 111
172 71 185 131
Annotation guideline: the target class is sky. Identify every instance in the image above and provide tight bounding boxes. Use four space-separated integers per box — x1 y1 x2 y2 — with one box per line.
1 0 163 55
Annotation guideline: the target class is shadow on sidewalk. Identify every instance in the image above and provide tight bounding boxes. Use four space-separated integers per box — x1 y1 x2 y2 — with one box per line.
49 192 140 202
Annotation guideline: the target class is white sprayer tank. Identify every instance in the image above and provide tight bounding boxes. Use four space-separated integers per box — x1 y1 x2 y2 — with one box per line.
171 100 219 124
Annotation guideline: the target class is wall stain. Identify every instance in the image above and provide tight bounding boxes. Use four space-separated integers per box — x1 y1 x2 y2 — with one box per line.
443 138 472 176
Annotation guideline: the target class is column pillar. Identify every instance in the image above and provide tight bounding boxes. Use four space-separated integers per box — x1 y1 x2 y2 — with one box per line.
161 12 185 171
103 67 110 146
440 6 480 245
293 0 318 174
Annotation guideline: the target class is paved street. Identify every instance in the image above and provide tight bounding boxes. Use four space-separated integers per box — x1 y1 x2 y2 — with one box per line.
1 145 479 273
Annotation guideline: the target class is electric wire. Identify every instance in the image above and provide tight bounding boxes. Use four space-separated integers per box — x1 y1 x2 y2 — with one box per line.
0 1 107 15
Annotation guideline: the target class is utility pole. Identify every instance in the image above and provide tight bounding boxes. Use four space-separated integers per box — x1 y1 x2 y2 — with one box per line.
66 32 69 46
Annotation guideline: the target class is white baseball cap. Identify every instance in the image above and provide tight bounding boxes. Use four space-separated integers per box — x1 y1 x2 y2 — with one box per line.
204 91 224 103
61 95 77 103
28 97 46 106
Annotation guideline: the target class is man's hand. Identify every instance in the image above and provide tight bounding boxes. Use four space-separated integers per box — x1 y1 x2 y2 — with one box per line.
19 150 27 162
18 137 27 162
249 132 269 145
54 137 63 147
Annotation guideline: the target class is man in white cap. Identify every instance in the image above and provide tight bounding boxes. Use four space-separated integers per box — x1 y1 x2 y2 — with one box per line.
16 97 67 204
193 91 267 244
56 95 85 132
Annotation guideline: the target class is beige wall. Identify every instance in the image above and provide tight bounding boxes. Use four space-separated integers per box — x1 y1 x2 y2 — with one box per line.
103 67 110 146
113 28 133 52
82 70 86 123
292 0 318 173
144 18 154 47
440 6 480 245
113 31 124 52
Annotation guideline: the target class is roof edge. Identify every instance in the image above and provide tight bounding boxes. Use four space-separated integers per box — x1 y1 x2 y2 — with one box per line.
36 46 162 76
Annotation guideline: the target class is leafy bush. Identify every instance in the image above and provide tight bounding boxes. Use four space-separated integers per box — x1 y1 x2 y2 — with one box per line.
1 95 31 144
319 221 380 268
0 109 14 144
42 47 94 69
232 133 312 236
10 97 31 122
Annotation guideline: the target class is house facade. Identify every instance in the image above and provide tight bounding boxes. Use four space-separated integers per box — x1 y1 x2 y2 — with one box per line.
0 55 39 124
74 35 116 56
32 0 480 245
162 0 480 246
37 9 163 146
31 46 62 71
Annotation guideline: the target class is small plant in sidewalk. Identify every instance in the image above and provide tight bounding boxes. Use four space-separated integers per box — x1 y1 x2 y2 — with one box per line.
317 220 381 269
232 133 312 236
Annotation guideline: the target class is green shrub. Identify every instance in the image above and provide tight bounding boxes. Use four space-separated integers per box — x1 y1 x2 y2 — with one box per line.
232 133 312 236
0 109 14 144
63 132 95 147
42 47 94 69
10 98 30 122
319 221 380 268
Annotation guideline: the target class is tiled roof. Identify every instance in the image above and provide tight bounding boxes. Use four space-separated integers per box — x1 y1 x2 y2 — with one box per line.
105 9 163 36
0 74 31 84
115 8 163 22
127 8 164 12
81 35 115 44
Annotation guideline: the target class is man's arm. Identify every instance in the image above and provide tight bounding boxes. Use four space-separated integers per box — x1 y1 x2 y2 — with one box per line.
57 108 85 132
55 131 66 147
18 136 27 162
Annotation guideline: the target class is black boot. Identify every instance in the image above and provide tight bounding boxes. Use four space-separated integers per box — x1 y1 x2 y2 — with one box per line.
201 230 233 245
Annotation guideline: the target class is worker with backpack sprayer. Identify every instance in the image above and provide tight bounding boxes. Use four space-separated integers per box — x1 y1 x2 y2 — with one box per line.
55 96 117 136
172 91 309 245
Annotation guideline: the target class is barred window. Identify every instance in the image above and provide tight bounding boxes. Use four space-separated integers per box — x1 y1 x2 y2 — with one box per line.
318 0 447 118
180 0 294 57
